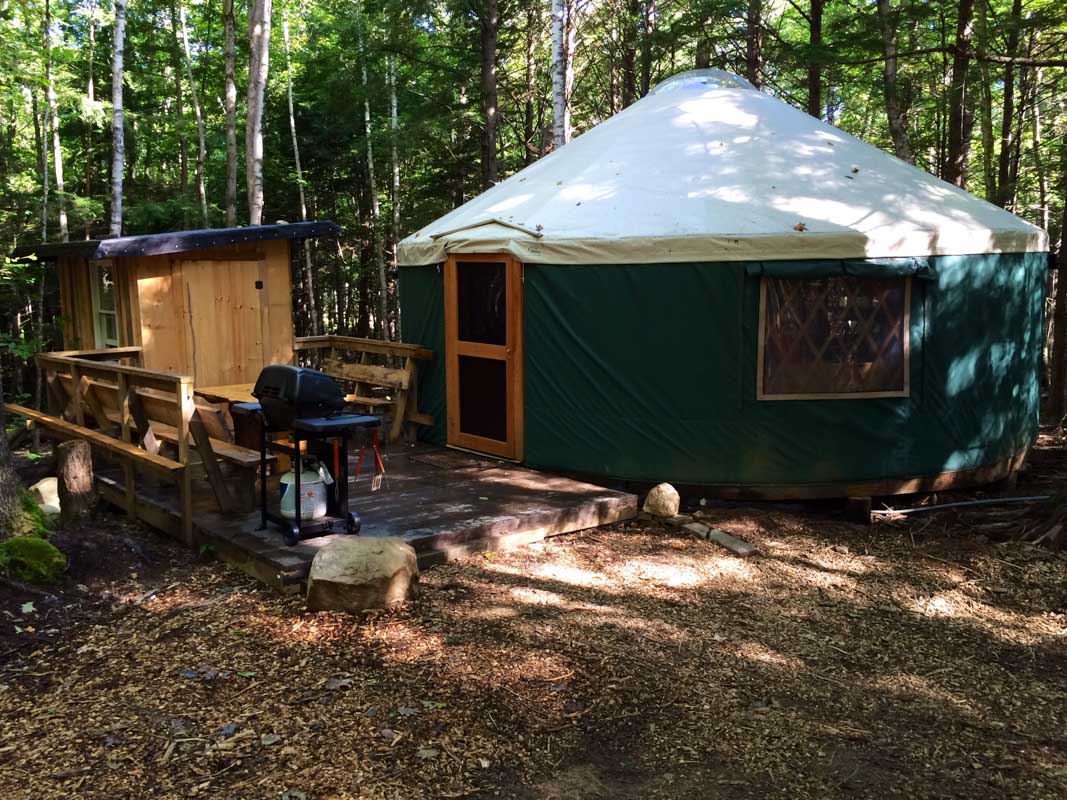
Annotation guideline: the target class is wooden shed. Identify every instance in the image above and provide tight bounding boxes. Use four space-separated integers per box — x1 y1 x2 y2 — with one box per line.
13 221 339 387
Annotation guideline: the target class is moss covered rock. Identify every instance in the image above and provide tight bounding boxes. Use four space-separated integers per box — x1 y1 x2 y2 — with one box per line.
0 535 67 583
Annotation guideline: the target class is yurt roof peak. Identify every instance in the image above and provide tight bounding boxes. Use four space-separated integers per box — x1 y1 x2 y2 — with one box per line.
398 70 1047 267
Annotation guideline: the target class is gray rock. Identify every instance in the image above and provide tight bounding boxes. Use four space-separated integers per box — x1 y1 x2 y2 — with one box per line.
683 522 710 539
706 529 757 558
663 514 694 528
642 483 680 518
306 537 419 612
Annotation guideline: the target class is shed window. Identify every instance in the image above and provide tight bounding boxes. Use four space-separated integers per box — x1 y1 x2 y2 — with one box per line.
90 260 119 348
757 276 910 399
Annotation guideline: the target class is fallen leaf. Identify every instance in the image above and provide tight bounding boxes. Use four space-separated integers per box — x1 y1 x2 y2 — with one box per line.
20 602 34 615
261 733 282 746
417 747 440 760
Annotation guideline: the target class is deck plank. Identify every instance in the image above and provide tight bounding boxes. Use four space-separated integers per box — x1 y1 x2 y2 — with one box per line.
96 443 637 590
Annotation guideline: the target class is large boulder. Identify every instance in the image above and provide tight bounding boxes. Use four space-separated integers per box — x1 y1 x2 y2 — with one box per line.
642 483 680 518
306 537 419 613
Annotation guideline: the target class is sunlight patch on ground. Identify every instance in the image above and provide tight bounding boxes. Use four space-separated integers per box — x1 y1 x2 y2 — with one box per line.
610 558 705 588
867 672 981 717
733 640 807 671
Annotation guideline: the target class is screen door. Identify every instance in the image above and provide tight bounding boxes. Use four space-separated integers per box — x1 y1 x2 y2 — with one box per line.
443 254 523 460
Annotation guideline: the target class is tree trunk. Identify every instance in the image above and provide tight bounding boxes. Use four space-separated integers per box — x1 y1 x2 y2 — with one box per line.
942 0 974 188
223 0 237 226
992 0 1023 207
57 440 96 525
283 16 317 335
33 92 49 243
1030 68 1048 233
551 0 574 147
355 0 388 339
1048 119 1067 421
169 1 188 197
621 0 638 106
877 0 913 163
0 369 20 532
806 0 823 119
45 0 68 242
179 2 208 226
638 0 654 98
480 0 498 189
246 0 272 226
109 0 126 238
84 0 96 239
388 53 400 340
524 2 538 164
745 0 763 88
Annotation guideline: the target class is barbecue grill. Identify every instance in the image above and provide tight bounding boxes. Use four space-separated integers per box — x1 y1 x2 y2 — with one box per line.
252 364 346 429
237 365 382 546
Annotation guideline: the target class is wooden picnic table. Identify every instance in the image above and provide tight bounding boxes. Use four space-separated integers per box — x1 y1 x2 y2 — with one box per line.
195 383 257 405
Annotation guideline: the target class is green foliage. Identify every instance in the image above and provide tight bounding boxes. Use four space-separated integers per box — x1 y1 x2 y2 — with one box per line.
19 492 53 537
0 535 67 584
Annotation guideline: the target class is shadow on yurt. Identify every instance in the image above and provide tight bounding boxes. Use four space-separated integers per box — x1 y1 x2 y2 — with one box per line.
397 69 1051 500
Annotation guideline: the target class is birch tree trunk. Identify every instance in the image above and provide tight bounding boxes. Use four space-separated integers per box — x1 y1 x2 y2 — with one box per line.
283 16 318 335
246 0 272 226
223 0 237 226
943 0 974 188
745 0 763 88
877 0 912 163
109 0 126 237
179 2 208 226
169 1 188 196
45 0 68 242
388 53 400 339
84 0 96 238
550 0 573 148
524 3 538 164
480 0 499 189
355 0 388 339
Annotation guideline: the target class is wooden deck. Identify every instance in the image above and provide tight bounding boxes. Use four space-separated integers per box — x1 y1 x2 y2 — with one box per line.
96 444 637 592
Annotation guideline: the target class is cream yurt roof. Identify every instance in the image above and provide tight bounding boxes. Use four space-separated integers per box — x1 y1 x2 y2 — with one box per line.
398 70 1047 266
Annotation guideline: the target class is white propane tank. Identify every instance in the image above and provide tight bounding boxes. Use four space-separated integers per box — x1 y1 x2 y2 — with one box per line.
279 460 333 520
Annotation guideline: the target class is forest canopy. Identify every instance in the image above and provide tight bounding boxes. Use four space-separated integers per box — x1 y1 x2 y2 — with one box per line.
1 0 1065 360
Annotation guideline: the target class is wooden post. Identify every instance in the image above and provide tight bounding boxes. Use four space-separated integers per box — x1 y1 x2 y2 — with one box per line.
56 439 97 524
176 378 195 545
69 363 86 427
116 373 136 518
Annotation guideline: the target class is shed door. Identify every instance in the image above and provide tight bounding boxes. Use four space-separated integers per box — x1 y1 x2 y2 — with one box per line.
444 254 524 461
181 259 266 386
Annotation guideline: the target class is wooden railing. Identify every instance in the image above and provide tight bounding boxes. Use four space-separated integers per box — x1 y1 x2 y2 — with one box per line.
294 335 433 442
31 350 197 542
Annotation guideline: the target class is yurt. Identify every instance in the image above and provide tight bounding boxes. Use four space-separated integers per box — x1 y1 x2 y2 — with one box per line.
397 70 1050 498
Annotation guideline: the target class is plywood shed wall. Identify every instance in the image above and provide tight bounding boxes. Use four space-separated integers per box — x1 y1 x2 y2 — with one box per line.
56 239 295 386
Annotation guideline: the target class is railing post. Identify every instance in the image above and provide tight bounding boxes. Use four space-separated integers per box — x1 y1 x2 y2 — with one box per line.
116 373 136 519
176 377 195 545
68 362 86 427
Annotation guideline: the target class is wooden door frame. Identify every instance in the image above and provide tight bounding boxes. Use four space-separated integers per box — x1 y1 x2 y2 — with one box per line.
443 253 524 461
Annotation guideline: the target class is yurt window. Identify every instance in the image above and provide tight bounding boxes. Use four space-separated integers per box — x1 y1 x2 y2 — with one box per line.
757 276 910 400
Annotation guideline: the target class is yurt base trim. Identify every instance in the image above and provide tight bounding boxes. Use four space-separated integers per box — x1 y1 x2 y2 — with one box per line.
610 449 1028 502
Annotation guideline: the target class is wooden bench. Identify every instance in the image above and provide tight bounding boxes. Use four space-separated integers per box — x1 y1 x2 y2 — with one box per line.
295 335 434 443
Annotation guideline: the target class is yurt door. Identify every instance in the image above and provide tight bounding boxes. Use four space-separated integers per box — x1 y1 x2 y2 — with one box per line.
443 254 523 460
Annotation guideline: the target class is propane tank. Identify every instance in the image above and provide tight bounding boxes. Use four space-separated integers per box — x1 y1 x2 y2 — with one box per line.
279 458 333 520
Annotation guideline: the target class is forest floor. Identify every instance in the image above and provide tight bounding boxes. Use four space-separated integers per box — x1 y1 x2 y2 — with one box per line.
1 438 1066 800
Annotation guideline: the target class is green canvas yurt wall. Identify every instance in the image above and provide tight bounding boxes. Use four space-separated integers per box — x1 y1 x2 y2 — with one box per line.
397 70 1050 496
400 252 1046 493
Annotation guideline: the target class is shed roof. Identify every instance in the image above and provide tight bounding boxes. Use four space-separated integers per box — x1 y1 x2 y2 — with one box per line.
10 221 340 262
398 70 1047 266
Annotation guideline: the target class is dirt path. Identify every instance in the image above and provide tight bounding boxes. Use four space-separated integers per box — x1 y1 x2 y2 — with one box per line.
2 453 1066 798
